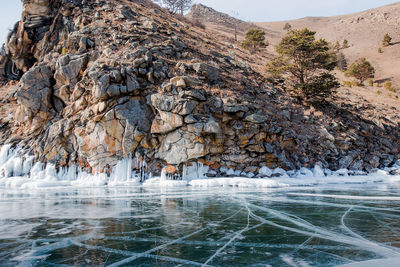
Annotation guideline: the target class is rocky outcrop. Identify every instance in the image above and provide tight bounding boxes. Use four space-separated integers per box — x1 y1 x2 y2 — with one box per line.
15 65 54 131
187 4 253 33
0 0 399 178
187 4 278 38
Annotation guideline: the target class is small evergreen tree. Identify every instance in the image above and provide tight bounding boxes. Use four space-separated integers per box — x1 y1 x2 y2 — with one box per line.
382 33 392 47
267 28 339 102
368 79 374 87
342 39 349 48
345 58 375 84
333 41 340 51
384 81 396 92
241 28 268 52
283 23 292 31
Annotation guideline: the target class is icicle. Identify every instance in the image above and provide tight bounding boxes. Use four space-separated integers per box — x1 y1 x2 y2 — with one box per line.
57 165 78 181
160 167 167 181
23 156 34 176
30 162 45 180
182 164 188 181
12 156 23 177
45 164 57 181
0 144 12 166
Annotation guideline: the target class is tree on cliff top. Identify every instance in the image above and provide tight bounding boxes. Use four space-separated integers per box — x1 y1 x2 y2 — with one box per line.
241 28 268 52
267 28 339 102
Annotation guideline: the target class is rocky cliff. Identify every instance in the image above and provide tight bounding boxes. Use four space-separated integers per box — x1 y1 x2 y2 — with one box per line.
187 4 279 39
0 0 399 178
187 4 252 33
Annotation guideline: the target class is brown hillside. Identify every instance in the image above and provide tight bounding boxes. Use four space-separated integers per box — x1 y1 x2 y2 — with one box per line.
257 2 400 89
189 3 400 125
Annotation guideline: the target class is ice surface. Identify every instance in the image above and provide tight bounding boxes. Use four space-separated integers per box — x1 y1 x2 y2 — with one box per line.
1 185 400 266
288 193 400 201
189 177 287 188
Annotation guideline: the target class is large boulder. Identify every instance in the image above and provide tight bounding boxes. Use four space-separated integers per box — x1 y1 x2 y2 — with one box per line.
151 111 183 134
15 65 53 118
193 63 219 81
156 117 223 165
54 54 87 88
114 99 153 133
74 99 154 168
150 93 176 112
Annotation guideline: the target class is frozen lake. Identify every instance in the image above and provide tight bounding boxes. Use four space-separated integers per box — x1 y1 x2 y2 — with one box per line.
1 184 400 266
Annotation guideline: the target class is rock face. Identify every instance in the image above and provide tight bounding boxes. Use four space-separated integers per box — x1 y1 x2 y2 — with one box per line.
187 4 261 34
0 0 399 177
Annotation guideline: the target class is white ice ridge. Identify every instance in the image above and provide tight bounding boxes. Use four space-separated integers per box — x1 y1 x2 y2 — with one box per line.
288 193 400 201
337 258 400 267
0 144 399 189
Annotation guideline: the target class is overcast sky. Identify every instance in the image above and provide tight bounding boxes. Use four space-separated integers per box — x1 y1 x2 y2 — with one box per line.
1 0 399 44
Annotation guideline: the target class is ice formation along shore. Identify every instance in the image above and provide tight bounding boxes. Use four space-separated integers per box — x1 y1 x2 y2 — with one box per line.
0 144 399 189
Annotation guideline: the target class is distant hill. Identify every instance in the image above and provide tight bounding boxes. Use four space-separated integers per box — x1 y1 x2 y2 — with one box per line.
256 2 400 87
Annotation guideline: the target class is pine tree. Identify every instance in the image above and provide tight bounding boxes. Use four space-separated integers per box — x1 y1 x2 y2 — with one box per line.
345 58 375 84
333 41 340 51
241 28 268 52
382 33 392 47
342 39 349 49
267 28 339 102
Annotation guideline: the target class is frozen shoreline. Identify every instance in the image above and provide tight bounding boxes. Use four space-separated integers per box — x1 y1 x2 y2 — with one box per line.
1 144 399 190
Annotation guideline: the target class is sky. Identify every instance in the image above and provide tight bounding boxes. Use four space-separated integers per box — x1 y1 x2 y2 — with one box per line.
1 0 399 44
0 0 22 46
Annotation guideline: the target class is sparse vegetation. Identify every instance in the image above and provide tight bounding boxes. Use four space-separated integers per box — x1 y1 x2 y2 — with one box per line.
343 81 353 88
241 28 268 52
230 11 240 42
378 47 383 53
345 58 375 84
342 39 350 48
189 18 206 29
267 28 339 102
384 81 396 92
333 41 340 51
382 33 392 47
368 79 374 87
174 14 205 29
283 23 292 31
377 90 382 95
